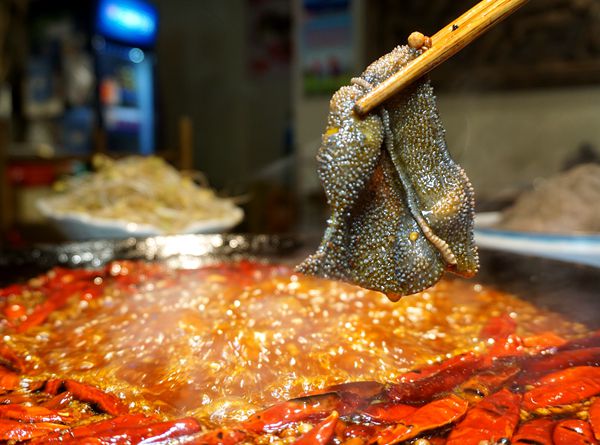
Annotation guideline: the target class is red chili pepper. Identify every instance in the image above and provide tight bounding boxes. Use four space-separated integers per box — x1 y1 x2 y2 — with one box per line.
483 333 524 365
446 389 521 445
458 361 521 401
342 423 380 439
0 344 27 373
0 365 19 391
44 379 65 395
360 402 416 424
64 380 128 416
0 284 25 298
590 398 600 441
522 366 600 411
558 331 600 351
477 314 526 365
16 300 57 333
386 353 483 403
41 391 74 410
376 395 468 444
513 418 555 445
0 404 66 422
396 352 478 384
0 419 67 441
243 393 341 433
293 411 339 445
479 314 517 340
29 414 157 444
60 417 201 444
4 304 25 320
0 393 33 405
553 419 598 445
516 347 600 385
522 332 567 351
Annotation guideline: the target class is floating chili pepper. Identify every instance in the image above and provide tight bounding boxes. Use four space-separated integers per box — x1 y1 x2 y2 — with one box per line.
386 353 483 403
44 379 65 395
64 380 128 416
0 365 19 391
553 419 598 445
0 403 65 422
0 419 67 441
522 331 567 351
29 414 158 444
396 352 476 384
42 391 74 410
294 410 339 445
359 402 416 424
446 389 521 445
376 395 468 445
243 393 341 433
590 397 600 441
522 366 600 411
55 418 200 444
516 347 600 385
512 418 555 445
16 300 57 333
458 361 520 401
479 314 517 340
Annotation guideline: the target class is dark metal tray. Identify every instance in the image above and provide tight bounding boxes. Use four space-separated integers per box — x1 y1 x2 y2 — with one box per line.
0 234 300 282
0 234 598 327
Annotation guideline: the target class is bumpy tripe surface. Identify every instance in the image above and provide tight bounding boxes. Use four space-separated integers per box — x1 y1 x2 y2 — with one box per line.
298 45 478 298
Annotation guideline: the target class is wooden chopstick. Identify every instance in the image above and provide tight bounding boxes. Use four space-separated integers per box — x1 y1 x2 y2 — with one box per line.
431 0 501 45
354 0 528 115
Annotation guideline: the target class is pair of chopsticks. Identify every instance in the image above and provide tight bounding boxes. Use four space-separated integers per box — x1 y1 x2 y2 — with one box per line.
354 0 529 115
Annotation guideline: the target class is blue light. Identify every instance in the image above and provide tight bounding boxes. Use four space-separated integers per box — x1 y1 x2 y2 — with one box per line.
128 47 145 63
96 0 158 46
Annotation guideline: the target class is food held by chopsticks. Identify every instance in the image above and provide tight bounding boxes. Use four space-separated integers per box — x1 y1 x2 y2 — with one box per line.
298 44 478 299
45 154 242 234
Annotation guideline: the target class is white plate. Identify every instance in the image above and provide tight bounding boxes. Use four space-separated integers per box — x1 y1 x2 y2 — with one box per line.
474 212 600 267
37 199 244 241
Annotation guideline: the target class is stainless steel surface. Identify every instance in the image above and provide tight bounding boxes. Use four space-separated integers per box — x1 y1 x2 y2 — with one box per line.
0 234 300 284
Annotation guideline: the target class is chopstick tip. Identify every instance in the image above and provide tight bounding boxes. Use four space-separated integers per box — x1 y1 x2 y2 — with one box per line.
353 101 368 116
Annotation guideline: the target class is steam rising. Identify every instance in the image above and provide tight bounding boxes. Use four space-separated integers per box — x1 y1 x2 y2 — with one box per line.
5 262 585 425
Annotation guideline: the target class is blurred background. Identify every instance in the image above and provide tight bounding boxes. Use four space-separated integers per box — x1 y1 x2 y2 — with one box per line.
0 0 599 247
